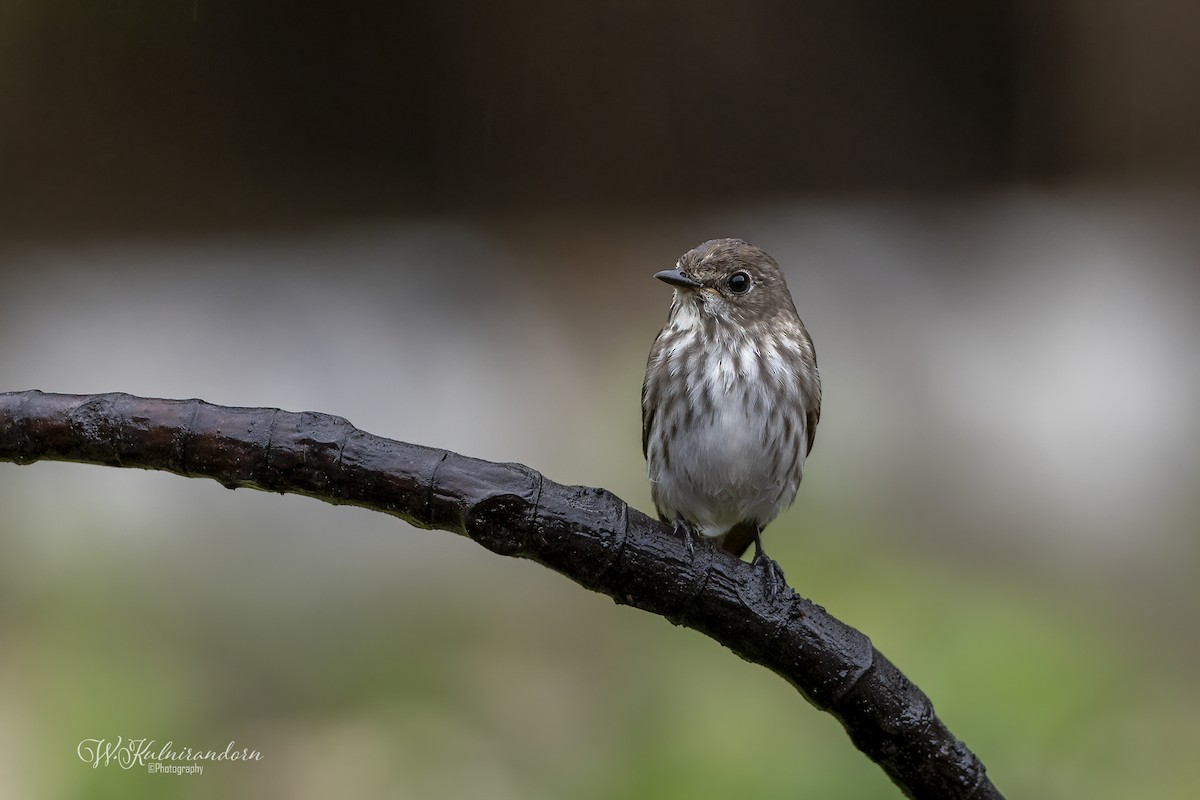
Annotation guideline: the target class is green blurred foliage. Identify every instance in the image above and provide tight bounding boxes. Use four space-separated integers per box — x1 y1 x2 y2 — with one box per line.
4 461 1197 799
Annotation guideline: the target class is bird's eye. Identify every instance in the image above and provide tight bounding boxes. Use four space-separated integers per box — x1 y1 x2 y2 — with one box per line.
727 271 751 294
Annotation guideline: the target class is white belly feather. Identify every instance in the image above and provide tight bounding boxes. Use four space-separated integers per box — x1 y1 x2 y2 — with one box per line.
646 331 808 539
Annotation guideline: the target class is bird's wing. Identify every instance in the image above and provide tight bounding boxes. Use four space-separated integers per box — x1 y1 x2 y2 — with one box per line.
805 403 820 456
641 373 655 460
641 332 666 460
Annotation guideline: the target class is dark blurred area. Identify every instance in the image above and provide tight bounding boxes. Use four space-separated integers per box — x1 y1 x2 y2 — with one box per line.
3 0 1198 238
3 4 1200 799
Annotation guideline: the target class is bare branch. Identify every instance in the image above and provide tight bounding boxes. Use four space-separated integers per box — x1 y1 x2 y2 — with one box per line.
0 390 1002 799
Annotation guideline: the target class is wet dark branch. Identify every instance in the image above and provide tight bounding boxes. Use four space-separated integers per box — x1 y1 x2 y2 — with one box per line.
0 390 1001 800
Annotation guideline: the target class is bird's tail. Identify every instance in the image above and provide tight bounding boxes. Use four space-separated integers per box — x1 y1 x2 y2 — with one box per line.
714 522 759 559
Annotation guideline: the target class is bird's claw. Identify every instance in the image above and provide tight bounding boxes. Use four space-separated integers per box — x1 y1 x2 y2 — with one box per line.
673 518 698 559
751 528 786 599
751 551 786 599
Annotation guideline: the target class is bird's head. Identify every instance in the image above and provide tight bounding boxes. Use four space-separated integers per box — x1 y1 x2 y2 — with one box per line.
656 238 798 327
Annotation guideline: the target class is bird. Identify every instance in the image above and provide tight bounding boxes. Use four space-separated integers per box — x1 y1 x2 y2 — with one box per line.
641 238 821 576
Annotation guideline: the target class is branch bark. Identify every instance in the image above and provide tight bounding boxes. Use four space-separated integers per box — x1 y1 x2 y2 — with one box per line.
0 390 1002 799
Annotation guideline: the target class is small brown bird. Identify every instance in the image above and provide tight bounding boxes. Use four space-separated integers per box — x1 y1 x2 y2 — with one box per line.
642 239 821 569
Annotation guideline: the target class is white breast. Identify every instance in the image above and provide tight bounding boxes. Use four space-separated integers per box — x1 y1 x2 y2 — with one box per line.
646 328 808 539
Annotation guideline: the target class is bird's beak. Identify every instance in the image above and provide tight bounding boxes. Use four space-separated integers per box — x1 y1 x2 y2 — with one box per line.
655 268 703 289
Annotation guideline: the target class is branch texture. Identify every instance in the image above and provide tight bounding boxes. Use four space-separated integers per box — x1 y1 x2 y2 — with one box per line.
0 390 1001 799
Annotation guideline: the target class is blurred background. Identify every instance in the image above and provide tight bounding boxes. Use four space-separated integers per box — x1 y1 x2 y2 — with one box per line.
2 1 1198 797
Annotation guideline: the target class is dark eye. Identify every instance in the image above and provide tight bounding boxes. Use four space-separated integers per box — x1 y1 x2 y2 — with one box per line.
727 271 751 294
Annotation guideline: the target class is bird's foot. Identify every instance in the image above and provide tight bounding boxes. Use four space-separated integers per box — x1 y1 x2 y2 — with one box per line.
672 518 700 559
751 529 787 600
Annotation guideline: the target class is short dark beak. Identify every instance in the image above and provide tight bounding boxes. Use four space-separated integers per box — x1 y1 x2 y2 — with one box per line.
655 268 703 289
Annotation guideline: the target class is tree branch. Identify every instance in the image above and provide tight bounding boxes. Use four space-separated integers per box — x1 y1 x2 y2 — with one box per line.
0 390 1001 799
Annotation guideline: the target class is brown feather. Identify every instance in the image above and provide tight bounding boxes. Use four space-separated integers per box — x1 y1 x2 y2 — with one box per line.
714 521 760 559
